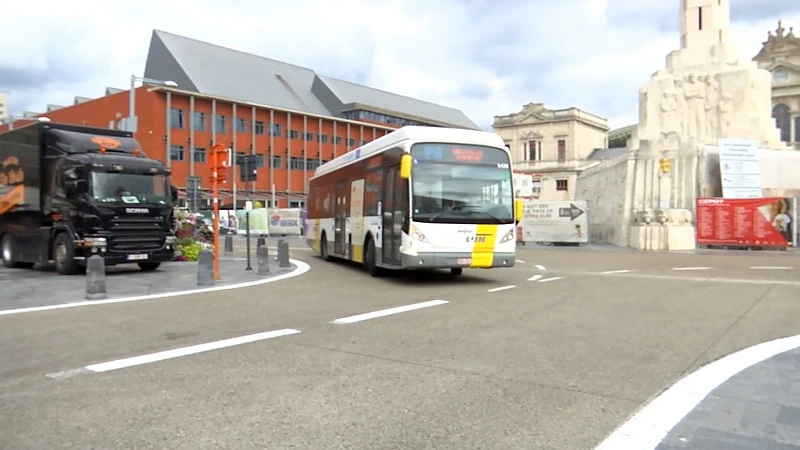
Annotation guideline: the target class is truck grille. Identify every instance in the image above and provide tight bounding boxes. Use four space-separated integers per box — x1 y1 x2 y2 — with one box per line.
108 216 166 252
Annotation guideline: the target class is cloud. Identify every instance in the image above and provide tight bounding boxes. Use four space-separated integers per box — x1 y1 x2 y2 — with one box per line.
1 0 798 131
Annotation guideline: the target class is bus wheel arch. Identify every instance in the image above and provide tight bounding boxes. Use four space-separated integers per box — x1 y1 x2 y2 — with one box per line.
319 231 331 261
364 233 381 277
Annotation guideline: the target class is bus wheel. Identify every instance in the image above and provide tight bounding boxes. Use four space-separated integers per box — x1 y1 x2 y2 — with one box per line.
320 233 332 261
365 238 382 277
450 268 463 276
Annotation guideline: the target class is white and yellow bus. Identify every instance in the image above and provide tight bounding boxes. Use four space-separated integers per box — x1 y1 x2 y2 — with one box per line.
305 126 523 276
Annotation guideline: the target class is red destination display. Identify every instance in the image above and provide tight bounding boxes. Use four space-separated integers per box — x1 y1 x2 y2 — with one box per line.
452 148 483 162
696 197 793 247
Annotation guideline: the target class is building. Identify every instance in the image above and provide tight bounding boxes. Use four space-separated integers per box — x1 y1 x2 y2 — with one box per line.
0 30 479 208
753 20 800 149
0 91 7 121
493 103 609 201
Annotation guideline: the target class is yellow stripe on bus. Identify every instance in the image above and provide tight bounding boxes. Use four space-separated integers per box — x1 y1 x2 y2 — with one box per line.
470 224 497 268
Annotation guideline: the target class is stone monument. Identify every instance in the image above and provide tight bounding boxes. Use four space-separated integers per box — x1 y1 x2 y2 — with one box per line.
623 0 786 250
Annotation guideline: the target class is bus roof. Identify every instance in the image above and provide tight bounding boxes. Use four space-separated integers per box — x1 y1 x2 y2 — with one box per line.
311 126 507 179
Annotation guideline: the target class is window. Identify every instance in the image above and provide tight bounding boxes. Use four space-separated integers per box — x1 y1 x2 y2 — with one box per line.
254 153 265 167
557 139 566 161
334 136 342 145
341 109 435 127
271 155 282 168
773 104 790 142
347 138 356 147
795 117 800 142
317 134 329 143
194 147 206 163
170 145 184 161
305 159 321 171
236 118 248 133
192 112 206 131
170 108 184 129
364 170 382 216
361 140 368 146
213 115 226 133
270 123 281 137
288 129 299 139
254 121 265 135
304 132 314 141
556 179 568 191
527 141 538 160
289 156 305 170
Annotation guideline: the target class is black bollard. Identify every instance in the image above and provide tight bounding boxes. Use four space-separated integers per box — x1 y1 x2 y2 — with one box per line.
257 245 270 276
224 235 233 254
278 239 290 268
245 211 252 271
85 255 107 300
256 236 266 249
197 250 214 286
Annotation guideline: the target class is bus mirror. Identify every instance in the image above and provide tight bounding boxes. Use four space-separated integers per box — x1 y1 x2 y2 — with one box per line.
515 199 524 223
399 154 412 179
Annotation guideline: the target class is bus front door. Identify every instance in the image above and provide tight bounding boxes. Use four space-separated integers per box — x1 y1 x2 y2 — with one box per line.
381 165 402 266
334 180 348 256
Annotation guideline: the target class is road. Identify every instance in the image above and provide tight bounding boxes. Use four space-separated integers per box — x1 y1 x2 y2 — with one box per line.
1 245 799 449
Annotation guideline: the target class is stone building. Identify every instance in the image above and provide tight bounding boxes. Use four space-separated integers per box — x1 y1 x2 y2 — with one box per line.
753 21 800 149
492 103 609 201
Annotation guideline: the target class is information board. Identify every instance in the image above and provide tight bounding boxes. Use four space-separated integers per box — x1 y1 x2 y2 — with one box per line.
695 197 793 247
717 139 762 199
519 200 589 244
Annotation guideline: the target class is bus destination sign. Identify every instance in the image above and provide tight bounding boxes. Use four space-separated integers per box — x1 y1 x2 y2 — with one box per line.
412 144 507 164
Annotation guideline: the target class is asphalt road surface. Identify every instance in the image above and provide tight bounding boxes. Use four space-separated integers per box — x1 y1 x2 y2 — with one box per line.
1 245 799 449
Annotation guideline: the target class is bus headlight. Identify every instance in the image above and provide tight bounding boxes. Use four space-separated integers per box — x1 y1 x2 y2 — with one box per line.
499 229 515 243
410 225 429 243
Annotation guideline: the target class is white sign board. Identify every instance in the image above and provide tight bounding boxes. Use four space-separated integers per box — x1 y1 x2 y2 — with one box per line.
718 138 762 199
520 200 589 243
267 208 302 235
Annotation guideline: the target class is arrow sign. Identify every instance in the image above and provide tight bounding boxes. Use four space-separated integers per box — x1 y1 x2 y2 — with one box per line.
558 203 584 221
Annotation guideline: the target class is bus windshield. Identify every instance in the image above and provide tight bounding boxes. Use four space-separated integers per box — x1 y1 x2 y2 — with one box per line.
410 143 513 224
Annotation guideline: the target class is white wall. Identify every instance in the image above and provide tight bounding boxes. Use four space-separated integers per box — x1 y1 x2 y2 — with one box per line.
574 155 631 246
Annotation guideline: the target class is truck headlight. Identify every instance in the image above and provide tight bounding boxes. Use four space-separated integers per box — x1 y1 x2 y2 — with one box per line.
84 237 107 247
165 236 176 244
499 229 515 243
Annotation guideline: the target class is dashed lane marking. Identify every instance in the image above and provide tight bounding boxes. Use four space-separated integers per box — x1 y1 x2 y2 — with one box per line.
671 267 711 271
535 265 546 271
516 260 526 263
331 300 448 324
749 266 792 270
601 269 635 274
536 277 563 283
528 275 543 282
487 285 516 293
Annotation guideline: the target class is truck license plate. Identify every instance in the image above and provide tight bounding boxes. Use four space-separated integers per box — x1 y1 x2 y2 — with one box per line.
456 258 471 265
127 254 148 261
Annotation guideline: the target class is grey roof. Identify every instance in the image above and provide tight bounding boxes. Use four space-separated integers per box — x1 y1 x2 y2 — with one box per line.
46 104 65 112
586 147 628 160
105 87 124 95
73 96 94 104
143 30 479 130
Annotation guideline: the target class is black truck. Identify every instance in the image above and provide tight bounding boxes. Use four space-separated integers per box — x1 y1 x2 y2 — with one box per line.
0 120 178 275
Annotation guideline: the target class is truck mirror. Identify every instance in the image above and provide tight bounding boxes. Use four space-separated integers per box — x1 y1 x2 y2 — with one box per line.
170 185 178 203
65 181 78 198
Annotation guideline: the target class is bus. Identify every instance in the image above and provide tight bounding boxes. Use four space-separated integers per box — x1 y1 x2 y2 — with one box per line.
305 126 523 277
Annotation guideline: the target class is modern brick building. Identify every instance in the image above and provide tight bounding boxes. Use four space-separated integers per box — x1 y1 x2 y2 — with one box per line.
0 30 479 208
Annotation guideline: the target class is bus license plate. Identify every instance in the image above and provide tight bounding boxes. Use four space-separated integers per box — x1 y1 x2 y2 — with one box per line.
457 258 471 265
127 254 148 261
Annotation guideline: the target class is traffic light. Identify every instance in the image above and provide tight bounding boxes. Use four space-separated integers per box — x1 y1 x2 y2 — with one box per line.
659 158 672 174
209 144 228 184
239 154 258 182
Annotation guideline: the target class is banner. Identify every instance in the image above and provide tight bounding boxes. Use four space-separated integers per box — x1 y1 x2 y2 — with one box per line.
519 200 589 243
235 208 268 235
696 197 793 247
266 208 302 235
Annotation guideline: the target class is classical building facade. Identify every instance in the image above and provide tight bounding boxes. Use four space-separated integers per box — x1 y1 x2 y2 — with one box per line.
753 21 800 149
0 91 7 121
492 103 609 200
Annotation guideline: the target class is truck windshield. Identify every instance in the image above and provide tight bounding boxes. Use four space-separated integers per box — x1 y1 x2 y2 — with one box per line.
91 172 170 205
410 144 513 224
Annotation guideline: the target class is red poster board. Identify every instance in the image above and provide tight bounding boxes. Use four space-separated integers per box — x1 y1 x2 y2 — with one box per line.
696 197 793 247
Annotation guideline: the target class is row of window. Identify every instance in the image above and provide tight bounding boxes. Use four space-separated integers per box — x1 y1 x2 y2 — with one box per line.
341 110 435 128
517 139 567 161
169 145 330 171
170 108 370 147
772 104 800 143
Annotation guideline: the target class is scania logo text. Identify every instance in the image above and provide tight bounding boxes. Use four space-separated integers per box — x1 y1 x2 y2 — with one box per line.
125 207 150 214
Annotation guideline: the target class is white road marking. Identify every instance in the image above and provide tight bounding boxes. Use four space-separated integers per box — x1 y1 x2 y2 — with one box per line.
528 275 543 282
86 329 301 373
46 329 302 379
749 266 792 270
595 334 800 450
516 260 526 263
536 277 563 283
535 265 546 271
0 259 310 317
487 285 516 293
671 267 710 271
601 269 634 274
331 300 448 324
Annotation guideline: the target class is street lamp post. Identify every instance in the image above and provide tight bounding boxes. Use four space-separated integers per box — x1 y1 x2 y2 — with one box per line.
129 74 177 133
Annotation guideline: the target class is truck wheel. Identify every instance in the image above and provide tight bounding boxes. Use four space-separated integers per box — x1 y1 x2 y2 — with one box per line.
365 237 382 277
138 262 161 272
52 233 78 275
1 234 34 269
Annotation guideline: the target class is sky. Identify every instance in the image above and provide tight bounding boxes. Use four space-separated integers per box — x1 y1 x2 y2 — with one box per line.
1 0 799 131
